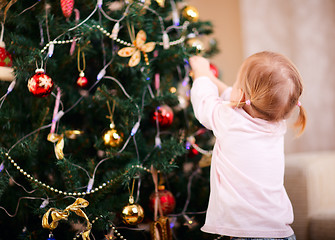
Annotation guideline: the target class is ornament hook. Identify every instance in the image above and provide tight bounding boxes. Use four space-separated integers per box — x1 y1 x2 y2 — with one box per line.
77 47 86 73
128 178 136 203
35 58 44 72
106 100 116 128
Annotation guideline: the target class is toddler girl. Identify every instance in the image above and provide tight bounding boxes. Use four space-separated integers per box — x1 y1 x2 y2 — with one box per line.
189 51 306 240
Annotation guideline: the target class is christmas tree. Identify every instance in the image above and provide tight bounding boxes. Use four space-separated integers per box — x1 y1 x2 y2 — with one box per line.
0 1 219 239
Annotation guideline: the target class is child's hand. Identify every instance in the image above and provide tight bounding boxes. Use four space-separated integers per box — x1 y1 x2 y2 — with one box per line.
189 56 212 79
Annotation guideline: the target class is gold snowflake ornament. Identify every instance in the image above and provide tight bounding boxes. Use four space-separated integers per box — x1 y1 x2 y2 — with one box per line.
118 30 156 67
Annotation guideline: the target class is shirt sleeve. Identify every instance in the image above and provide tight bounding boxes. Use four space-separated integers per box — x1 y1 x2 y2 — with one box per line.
190 76 223 131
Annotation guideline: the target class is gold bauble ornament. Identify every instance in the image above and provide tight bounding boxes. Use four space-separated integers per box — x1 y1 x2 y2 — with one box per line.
121 196 145 225
186 38 205 54
182 5 199 22
103 128 123 147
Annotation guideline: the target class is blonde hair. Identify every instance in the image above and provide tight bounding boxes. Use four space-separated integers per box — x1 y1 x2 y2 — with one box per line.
237 51 306 135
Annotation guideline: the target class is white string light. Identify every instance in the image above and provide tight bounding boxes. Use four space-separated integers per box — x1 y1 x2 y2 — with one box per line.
2 73 145 196
2 69 161 198
1 1 211 238
5 169 36 194
0 196 49 217
0 80 15 109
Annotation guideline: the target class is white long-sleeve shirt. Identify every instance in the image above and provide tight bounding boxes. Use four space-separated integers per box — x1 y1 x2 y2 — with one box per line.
190 76 294 238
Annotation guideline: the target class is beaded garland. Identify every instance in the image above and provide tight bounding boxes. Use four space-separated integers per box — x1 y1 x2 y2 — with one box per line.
1 136 207 198
72 215 128 240
74 220 127 240
40 24 186 55
106 225 127 240
2 151 151 196
92 24 186 47
40 37 81 54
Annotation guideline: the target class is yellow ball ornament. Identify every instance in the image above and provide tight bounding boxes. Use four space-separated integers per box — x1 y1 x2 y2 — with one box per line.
186 38 205 54
182 5 199 22
121 196 145 225
103 128 123 147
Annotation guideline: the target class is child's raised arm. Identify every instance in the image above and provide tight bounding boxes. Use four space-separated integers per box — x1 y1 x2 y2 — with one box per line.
189 56 228 95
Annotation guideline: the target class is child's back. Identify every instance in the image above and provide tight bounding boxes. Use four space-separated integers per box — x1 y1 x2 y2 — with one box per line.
189 51 306 239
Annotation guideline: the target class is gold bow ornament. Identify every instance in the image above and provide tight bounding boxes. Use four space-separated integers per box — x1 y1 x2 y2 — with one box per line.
150 216 172 240
42 198 92 240
47 133 65 160
47 130 83 160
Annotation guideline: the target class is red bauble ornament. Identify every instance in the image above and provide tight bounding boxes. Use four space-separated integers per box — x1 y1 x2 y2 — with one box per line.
149 185 176 215
27 69 54 97
60 0 74 19
151 105 174 128
76 71 88 87
0 41 14 82
77 76 88 87
210 63 219 78
188 147 199 158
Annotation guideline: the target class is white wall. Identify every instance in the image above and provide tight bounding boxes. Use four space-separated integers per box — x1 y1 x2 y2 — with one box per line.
188 0 243 85
240 0 335 153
